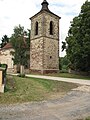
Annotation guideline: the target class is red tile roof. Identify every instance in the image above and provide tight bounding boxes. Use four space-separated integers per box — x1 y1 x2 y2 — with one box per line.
1 43 13 50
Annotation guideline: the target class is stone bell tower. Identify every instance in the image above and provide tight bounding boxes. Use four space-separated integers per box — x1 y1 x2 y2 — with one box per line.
30 0 60 74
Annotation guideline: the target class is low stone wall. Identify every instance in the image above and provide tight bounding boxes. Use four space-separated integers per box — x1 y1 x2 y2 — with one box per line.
24 69 30 74
69 69 90 76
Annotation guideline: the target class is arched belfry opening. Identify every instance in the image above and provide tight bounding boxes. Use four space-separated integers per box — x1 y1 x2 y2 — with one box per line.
35 21 38 35
50 21 53 35
30 0 61 74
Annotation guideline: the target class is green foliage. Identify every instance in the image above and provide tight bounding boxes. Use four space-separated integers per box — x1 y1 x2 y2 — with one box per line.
10 25 30 67
59 56 69 72
62 41 66 51
0 63 7 77
0 63 7 69
60 69 68 73
63 0 90 72
0 35 9 48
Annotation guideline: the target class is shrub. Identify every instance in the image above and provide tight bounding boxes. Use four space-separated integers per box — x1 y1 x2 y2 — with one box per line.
60 69 68 73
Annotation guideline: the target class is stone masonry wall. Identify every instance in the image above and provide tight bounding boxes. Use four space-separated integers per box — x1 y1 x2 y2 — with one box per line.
30 38 43 70
43 12 59 70
30 11 59 73
43 37 59 70
31 11 59 40
31 14 43 40
44 12 59 40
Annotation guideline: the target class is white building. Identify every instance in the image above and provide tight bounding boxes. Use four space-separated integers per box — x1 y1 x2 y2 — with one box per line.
0 43 14 73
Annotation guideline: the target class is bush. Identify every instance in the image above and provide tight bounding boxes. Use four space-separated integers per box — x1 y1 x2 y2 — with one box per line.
60 69 68 73
0 63 7 69
0 63 7 78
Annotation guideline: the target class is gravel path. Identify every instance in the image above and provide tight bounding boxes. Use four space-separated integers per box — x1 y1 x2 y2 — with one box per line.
0 86 90 120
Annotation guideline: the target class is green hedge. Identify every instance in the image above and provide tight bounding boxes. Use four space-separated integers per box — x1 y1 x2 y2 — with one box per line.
0 63 7 77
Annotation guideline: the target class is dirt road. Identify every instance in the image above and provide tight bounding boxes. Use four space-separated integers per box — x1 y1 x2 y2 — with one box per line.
0 86 90 120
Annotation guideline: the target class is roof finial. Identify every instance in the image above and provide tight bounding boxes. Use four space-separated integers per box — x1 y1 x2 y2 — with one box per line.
41 0 49 11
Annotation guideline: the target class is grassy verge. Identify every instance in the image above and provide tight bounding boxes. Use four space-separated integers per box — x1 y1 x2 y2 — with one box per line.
0 75 78 104
46 73 90 80
78 116 90 120
85 117 90 120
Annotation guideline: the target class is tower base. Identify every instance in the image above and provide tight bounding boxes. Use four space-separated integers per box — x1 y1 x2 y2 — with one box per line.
30 69 59 74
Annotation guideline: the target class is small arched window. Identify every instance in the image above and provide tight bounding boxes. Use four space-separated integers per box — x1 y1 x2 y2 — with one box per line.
35 21 38 35
50 21 53 35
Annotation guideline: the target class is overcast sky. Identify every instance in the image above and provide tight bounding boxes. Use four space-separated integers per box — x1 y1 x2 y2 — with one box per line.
0 0 88 56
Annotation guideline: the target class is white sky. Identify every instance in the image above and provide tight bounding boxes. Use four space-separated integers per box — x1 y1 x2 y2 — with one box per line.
0 0 88 57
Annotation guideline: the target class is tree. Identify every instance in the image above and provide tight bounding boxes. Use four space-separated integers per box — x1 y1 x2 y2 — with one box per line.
10 25 30 74
59 56 69 71
0 35 9 48
62 0 90 72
